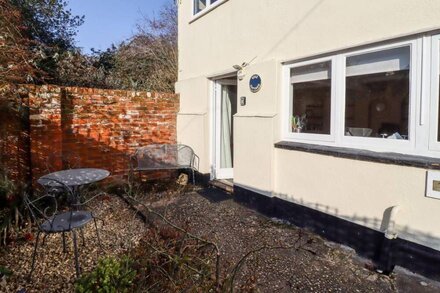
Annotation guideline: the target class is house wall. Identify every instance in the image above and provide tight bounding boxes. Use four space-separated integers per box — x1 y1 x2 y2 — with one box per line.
176 0 440 251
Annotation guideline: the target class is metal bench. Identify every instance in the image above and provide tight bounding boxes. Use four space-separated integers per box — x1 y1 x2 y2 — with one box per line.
130 144 199 185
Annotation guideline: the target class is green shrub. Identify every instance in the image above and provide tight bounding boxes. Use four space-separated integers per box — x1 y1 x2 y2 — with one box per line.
0 172 17 213
0 171 23 245
0 265 12 277
75 256 136 293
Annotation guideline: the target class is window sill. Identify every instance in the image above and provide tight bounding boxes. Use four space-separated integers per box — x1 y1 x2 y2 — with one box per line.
189 0 229 24
274 141 440 170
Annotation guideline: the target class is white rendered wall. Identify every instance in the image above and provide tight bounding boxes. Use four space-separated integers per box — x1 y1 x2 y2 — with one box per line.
176 0 440 250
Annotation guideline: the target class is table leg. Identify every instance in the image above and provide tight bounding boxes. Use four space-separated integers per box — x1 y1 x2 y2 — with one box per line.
72 230 80 278
73 186 81 208
28 231 41 281
80 228 86 246
62 232 67 253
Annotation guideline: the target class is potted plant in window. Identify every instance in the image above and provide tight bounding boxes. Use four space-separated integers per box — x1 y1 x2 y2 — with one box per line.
291 114 307 133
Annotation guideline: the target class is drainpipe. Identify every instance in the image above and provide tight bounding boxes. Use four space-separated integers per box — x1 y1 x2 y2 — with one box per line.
377 205 400 274
385 206 400 239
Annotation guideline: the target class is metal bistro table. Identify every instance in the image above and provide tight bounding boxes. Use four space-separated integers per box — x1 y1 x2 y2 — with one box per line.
38 168 110 206
35 168 110 277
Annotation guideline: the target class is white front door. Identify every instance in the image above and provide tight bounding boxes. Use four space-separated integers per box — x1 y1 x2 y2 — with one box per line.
214 77 237 179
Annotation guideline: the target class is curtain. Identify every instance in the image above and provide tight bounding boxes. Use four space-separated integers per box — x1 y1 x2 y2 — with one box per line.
220 85 233 168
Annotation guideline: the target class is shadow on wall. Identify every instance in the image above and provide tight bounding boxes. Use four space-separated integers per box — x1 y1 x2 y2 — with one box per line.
230 183 440 280
16 85 179 185
278 190 440 253
0 94 32 185
261 0 325 60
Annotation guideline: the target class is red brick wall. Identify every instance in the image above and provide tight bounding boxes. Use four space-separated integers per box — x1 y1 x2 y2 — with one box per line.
27 85 63 181
3 84 179 184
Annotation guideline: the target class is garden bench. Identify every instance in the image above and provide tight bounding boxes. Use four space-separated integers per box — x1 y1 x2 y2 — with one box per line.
130 144 199 185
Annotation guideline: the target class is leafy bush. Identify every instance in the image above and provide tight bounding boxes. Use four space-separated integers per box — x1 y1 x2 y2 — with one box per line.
75 256 136 293
0 170 23 245
0 265 12 277
0 173 16 203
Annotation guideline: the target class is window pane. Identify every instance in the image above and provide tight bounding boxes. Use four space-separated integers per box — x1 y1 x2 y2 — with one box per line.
345 47 410 139
438 49 440 141
194 0 207 14
291 61 332 134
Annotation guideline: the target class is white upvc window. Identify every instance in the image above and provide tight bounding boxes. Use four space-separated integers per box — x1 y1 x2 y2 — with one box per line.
193 0 221 16
281 36 439 156
340 40 419 152
283 57 336 142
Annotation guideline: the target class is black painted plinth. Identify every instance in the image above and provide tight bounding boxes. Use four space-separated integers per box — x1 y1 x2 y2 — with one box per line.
234 185 440 281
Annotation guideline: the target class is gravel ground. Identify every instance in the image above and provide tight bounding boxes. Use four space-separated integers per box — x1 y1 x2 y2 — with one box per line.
136 187 440 293
0 196 147 293
2 185 440 292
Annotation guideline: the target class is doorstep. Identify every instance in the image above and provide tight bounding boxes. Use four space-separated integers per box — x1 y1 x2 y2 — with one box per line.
209 179 234 193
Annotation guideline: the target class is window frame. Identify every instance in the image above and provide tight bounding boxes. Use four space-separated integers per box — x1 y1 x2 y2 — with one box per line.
429 34 440 152
282 56 337 143
192 0 224 17
340 39 419 151
281 38 423 155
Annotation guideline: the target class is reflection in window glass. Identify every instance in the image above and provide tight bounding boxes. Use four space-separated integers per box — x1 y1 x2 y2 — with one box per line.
194 0 207 14
220 83 237 168
345 47 410 139
291 61 332 134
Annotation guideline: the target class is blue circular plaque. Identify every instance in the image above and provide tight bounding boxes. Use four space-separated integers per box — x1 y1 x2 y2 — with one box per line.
249 74 262 93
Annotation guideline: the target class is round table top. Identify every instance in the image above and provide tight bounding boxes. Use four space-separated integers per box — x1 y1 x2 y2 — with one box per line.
38 168 110 187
